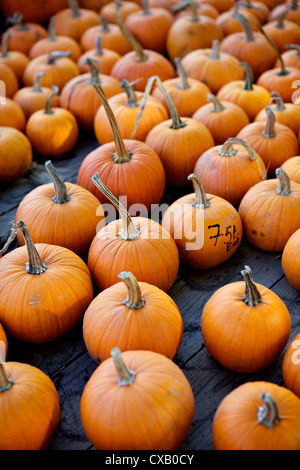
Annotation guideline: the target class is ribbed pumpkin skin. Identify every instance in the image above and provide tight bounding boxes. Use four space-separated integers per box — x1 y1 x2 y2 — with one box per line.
213 381 300 450
53 8 100 41
282 333 300 398
2 23 48 55
282 228 300 290
83 281 183 362
0 361 60 450
13 86 60 119
0 244 94 343
29 35 82 62
0 323 8 360
254 104 300 136
281 156 300 184
0 98 26 132
0 127 32 184
263 19 300 53
0 62 19 98
80 350 195 450
0 0 68 24
201 281 291 373
15 183 104 256
80 23 132 55
88 217 179 292
256 66 300 103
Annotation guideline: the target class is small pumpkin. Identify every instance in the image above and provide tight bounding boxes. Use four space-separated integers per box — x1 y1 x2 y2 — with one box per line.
0 127 32 184
268 0 300 26
216 4 259 36
263 10 300 52
0 32 29 83
0 324 8 361
281 155 300 184
83 270 183 363
0 97 26 132
0 62 19 99
53 0 100 41
2 12 48 55
201 265 291 373
237 0 270 24
278 44 300 70
254 91 300 135
100 0 142 23
77 35 121 74
282 228 300 290
282 332 300 398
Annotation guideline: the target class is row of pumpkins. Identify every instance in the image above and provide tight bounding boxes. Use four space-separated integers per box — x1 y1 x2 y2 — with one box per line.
1 0 300 451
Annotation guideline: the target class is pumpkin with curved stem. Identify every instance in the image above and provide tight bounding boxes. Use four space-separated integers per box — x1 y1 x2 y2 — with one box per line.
239 168 300 252
161 173 243 269
173 0 219 20
192 94 250 145
77 35 121 74
93 78 168 143
80 347 195 450
254 91 300 135
80 17 133 55
0 220 94 343
100 0 142 23
282 228 300 290
2 12 48 55
213 381 300 450
60 57 123 130
237 107 299 174
15 160 105 257
282 333 300 398
0 324 8 361
194 137 267 207
263 10 300 52
201 265 291 373
0 359 60 450
268 0 300 26
83 270 183 363
216 4 259 36
278 44 300 70
237 0 270 24
0 98 26 132
281 156 300 184
0 32 29 83
78 81 166 211
87 175 179 292
0 127 32 184
53 0 100 41
0 62 19 99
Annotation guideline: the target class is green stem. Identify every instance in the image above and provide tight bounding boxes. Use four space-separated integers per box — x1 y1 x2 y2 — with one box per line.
118 271 145 309
110 347 136 386
46 51 72 64
32 72 45 92
233 11 254 42
45 85 59 114
115 0 147 62
207 94 225 112
241 265 262 306
95 35 104 56
121 79 139 107
45 160 70 204
270 91 285 111
188 173 210 208
241 62 254 90
0 32 10 57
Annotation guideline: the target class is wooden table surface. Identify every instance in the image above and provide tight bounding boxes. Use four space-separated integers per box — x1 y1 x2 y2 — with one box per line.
1 129 300 451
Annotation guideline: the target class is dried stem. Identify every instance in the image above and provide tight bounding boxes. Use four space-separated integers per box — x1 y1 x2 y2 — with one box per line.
45 85 59 114
188 173 210 208
118 271 145 309
115 0 147 62
256 21 289 76
257 393 281 428
207 94 225 112
121 79 139 107
46 50 72 64
241 265 262 306
110 347 136 386
175 57 190 90
0 362 13 392
241 61 254 90
262 107 276 138
276 168 291 196
45 161 70 204
33 72 45 92
210 40 220 60
16 221 47 275
270 91 285 111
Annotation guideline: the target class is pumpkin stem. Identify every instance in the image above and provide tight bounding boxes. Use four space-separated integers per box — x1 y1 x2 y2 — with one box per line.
0 223 20 256
32 72 45 92
46 50 72 64
172 0 199 21
256 21 289 76
241 265 262 306
291 0 299 10
270 91 285 111
16 221 47 275
48 16 57 41
276 168 291 196
92 81 132 162
95 35 104 56
100 16 111 33
85 57 102 83
1 32 10 57
68 0 81 17
257 393 281 428
142 0 151 15
0 362 13 393
115 0 148 62
219 137 266 179
188 173 210 208
45 160 70 204
207 94 225 112
233 11 255 42
91 173 141 240
110 347 136 386
44 85 59 114
262 107 276 138
276 9 288 29
285 44 300 56
6 12 28 31
118 271 145 309
175 57 190 90
210 40 220 60
241 61 254 90
121 79 139 107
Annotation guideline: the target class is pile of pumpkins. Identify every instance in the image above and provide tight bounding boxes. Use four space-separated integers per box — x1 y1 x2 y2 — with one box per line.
1 0 300 451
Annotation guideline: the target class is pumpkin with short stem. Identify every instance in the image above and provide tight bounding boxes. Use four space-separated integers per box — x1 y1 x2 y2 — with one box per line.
237 107 299 174
77 35 121 74
0 62 19 99
268 0 300 26
263 10 300 52
2 12 48 55
194 138 267 207
282 228 300 290
278 44 300 70
80 17 133 55
0 324 8 361
0 359 60 450
0 127 32 184
216 4 259 36
100 0 141 23
281 156 300 184
192 94 250 145
0 220 94 343
0 32 29 83
173 0 219 20
0 98 26 132
93 78 168 143
13 72 60 119
213 381 300 450
28 16 82 62
60 57 123 130
254 91 300 135
78 82 165 211
201 265 291 373
26 86 79 157
53 0 100 41
80 347 195 450
15 161 105 257
237 0 270 24
282 333 300 398
161 173 243 269
239 168 300 252
83 270 183 363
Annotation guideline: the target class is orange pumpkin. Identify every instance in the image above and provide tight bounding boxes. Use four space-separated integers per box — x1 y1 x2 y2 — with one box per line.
282 333 300 398
77 35 121 74
0 360 60 450
268 0 300 26
83 270 183 362
0 62 19 99
0 324 8 361
0 0 68 24
2 13 48 55
216 5 259 36
278 44 300 70
282 228 300 290
198 0 235 13
254 91 300 135
100 0 142 23
201 265 291 373
0 32 29 83
213 381 300 450
161 173 243 269
0 98 26 132
239 168 300 252
80 348 195 450
237 0 270 24
173 0 219 20
53 0 100 41
263 10 300 52
281 156 300 184
0 127 32 184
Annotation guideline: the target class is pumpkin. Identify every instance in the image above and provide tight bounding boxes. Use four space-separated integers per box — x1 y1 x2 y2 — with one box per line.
254 91 300 135
77 35 121 74
0 220 94 343
60 57 123 130
238 168 300 252
0 359 60 450
173 0 219 20
0 32 29 83
80 347 195 450
194 137 267 207
100 0 142 23
22 51 80 91
0 62 19 99
13 72 60 119
217 61 271 121
87 175 179 292
83 270 183 362
192 94 250 145
282 228 300 290
259 0 285 8
28 16 82 62
0 0 68 24
263 10 300 52
80 0 109 8
161 173 243 269
237 107 299 174
278 44 300 70
219 11 277 79
110 0 175 92
166 0 223 63
2 13 48 55
201 265 291 373
26 85 79 157
0 324 8 361
268 0 300 26
216 5 259 36
212 381 300 450
15 160 105 257
53 0 100 41
281 155 300 184
78 82 165 211
0 97 26 132
237 0 270 24
93 78 168 143
0 127 32 184
180 41 244 96
124 0 174 53
282 333 300 397
151 57 211 117
197 0 235 13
